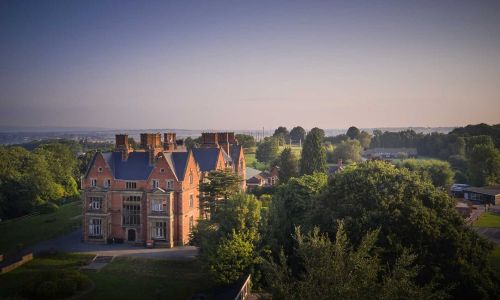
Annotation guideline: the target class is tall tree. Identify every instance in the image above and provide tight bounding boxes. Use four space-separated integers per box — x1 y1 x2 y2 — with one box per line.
273 127 290 145
266 224 444 300
315 161 498 299
235 134 256 148
199 169 242 218
300 128 327 175
191 194 262 284
289 126 306 144
467 143 500 186
357 130 372 149
346 126 360 140
256 137 280 163
277 148 299 183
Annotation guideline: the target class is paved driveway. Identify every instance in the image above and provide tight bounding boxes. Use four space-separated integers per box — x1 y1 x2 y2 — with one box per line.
32 230 198 260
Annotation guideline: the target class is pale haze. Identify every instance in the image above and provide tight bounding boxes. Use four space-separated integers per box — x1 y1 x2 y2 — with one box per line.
1 0 499 130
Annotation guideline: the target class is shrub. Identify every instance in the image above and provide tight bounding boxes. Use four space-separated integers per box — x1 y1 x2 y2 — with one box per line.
23 269 91 299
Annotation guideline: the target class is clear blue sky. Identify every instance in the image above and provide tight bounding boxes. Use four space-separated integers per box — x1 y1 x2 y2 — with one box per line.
1 0 499 129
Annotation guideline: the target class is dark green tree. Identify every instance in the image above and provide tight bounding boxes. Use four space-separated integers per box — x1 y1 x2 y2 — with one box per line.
346 126 360 139
256 137 280 163
199 169 242 218
300 128 327 175
395 159 454 189
277 148 298 183
467 143 500 187
273 127 290 145
235 134 256 148
315 161 498 299
289 126 306 144
266 224 444 300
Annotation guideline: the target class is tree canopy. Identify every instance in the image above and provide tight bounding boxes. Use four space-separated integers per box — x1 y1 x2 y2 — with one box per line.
289 126 306 144
235 134 256 148
276 148 299 183
331 139 363 163
314 161 498 299
300 128 327 175
346 126 360 140
256 137 280 163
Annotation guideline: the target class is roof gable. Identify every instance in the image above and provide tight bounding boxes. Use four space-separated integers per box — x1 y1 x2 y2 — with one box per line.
192 148 221 172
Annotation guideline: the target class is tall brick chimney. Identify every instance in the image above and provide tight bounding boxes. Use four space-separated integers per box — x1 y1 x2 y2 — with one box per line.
163 132 177 151
217 132 230 154
115 134 130 161
201 132 218 148
140 133 162 164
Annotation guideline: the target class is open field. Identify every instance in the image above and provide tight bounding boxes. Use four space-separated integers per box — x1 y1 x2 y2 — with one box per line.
474 211 500 228
0 201 82 255
244 145 302 171
0 253 215 300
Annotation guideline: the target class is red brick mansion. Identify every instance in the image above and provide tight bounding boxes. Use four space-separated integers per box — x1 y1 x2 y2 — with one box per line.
81 132 245 247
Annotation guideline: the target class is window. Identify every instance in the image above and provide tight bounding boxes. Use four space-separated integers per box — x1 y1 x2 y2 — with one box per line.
152 179 160 189
98 167 103 173
189 194 194 208
123 204 140 226
189 216 194 232
189 171 193 185
89 218 102 236
126 181 137 189
89 197 103 210
91 179 97 187
160 168 165 173
166 180 174 190
104 179 111 188
124 195 141 202
154 221 166 239
152 199 163 212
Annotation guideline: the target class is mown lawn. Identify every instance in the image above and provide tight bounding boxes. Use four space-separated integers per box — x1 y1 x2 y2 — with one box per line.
0 252 94 299
0 253 215 300
474 211 500 228
87 257 215 299
0 201 82 255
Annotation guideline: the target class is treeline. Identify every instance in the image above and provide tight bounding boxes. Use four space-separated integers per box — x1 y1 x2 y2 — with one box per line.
0 139 113 219
192 163 499 299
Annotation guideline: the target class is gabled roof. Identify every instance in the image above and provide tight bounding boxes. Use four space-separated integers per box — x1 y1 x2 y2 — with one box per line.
163 152 190 181
229 144 242 164
246 167 261 179
192 148 220 172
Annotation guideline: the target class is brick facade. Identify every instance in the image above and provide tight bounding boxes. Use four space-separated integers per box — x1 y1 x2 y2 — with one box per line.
81 132 244 247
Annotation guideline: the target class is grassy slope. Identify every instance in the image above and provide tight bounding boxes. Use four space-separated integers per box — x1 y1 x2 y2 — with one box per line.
0 201 82 255
0 254 214 300
474 211 500 228
88 257 215 300
0 252 94 298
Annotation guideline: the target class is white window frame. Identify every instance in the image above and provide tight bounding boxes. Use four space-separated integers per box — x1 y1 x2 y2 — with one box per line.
89 218 102 236
91 179 97 187
89 197 102 210
98 167 103 173
166 180 174 190
152 199 163 212
154 222 165 239
152 179 160 189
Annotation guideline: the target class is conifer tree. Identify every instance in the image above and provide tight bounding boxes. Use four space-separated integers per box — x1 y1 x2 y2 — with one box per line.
300 128 327 175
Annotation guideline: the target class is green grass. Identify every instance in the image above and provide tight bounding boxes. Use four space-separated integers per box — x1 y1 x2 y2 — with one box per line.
0 252 94 298
0 254 216 300
245 145 302 172
473 211 500 228
87 257 215 300
0 201 82 255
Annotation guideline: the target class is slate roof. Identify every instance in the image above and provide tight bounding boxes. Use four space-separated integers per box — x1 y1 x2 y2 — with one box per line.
110 151 154 180
246 167 261 179
463 185 500 196
230 145 242 164
166 152 189 181
192 148 220 172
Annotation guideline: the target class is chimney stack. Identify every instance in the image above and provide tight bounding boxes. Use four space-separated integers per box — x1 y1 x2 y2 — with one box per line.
115 134 130 161
163 132 177 151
